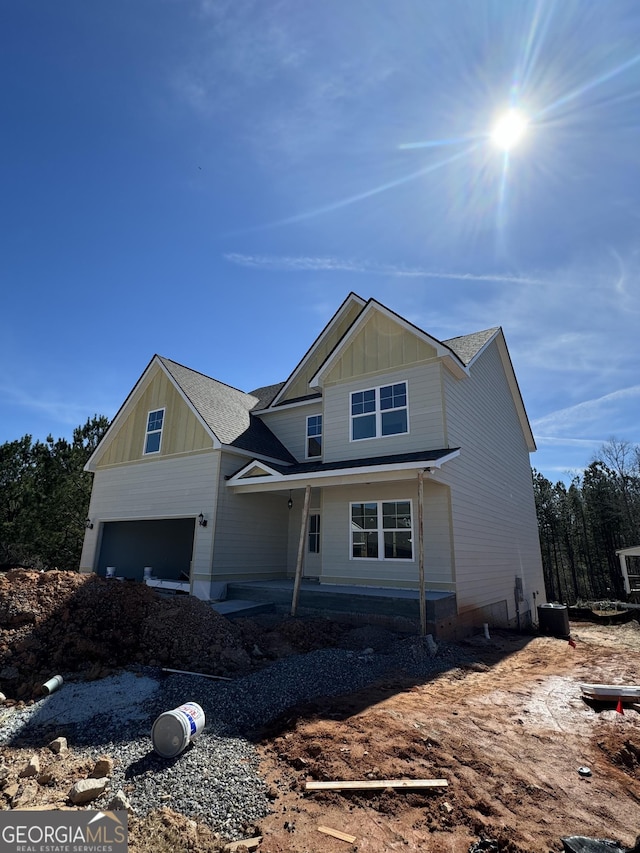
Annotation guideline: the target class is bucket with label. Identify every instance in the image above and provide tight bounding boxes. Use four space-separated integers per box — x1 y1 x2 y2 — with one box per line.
106 566 116 578
151 701 205 758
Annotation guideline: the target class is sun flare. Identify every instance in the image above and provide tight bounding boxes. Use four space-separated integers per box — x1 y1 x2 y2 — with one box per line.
491 109 529 151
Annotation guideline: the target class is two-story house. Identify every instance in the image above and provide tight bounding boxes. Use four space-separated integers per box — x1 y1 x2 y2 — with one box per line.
80 293 546 636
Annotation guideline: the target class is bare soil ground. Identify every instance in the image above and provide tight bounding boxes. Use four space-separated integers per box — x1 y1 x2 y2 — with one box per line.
254 622 640 853
1 570 640 852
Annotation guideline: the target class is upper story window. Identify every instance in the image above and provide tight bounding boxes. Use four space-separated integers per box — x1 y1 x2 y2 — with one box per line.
350 500 413 560
144 408 165 454
306 414 322 458
350 381 408 441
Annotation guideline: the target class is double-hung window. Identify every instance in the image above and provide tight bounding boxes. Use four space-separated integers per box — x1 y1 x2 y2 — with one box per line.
144 408 165 454
308 513 320 553
306 415 322 458
350 500 413 560
351 382 408 440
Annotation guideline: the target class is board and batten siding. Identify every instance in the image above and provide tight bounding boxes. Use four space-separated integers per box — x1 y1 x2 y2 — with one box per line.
322 362 446 464
97 364 213 468
80 452 220 598
440 339 545 622
212 453 290 580
319 480 454 589
279 300 364 402
322 310 439 383
259 401 322 462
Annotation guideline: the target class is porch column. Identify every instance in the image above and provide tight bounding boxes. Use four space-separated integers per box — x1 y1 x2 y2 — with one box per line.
619 552 631 595
417 469 427 636
291 484 312 616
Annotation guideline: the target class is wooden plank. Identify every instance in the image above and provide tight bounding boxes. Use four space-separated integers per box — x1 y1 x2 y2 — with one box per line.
318 826 357 844
306 778 448 791
417 468 426 637
224 837 262 851
291 484 311 616
161 667 232 681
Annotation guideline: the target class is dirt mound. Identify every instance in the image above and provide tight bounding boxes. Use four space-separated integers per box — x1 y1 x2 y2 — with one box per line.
0 569 244 698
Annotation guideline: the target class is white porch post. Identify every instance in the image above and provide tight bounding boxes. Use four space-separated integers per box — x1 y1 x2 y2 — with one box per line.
619 552 631 595
291 484 312 616
417 469 426 636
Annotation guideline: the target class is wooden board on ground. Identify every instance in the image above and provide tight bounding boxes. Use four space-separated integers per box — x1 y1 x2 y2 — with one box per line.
306 778 448 791
318 825 357 843
224 836 262 851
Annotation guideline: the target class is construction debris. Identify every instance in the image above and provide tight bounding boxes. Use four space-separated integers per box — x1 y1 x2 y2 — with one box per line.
305 778 448 791
318 825 357 843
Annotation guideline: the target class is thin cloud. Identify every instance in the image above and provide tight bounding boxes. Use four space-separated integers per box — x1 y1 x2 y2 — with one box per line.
531 385 640 435
223 253 543 285
0 384 106 429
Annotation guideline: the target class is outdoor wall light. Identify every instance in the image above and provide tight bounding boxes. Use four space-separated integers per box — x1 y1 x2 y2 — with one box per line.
287 491 293 510
198 513 207 527
85 518 93 530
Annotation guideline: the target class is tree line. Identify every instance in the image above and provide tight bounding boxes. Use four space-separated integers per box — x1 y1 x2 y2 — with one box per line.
0 415 109 571
533 439 640 605
1 418 638 605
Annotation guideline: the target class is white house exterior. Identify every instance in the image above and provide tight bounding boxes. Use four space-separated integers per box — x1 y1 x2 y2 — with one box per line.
80 293 546 634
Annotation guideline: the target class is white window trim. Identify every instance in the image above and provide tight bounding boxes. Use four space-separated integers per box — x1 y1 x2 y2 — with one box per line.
349 380 409 442
143 407 165 455
349 499 414 561
306 414 323 459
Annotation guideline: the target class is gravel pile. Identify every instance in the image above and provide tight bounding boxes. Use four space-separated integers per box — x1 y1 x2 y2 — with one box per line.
0 637 470 839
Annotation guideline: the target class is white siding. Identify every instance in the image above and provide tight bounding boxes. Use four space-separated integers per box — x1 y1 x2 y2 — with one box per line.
213 453 289 580
320 480 454 589
440 339 545 622
322 363 446 463
80 453 220 591
259 401 322 462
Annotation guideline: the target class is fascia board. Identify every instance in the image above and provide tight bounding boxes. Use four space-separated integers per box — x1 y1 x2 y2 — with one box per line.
84 355 220 472
309 300 468 388
270 292 366 407
492 333 537 452
226 450 460 489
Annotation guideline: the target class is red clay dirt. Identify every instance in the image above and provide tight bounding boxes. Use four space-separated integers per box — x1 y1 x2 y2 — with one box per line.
255 622 640 853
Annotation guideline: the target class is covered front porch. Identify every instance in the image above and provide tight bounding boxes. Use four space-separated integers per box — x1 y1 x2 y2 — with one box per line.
226 447 460 634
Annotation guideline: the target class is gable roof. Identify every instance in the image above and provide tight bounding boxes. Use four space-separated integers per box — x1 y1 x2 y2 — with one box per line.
268 292 366 407
442 328 500 366
157 357 295 460
309 297 469 388
86 356 295 471
248 382 286 410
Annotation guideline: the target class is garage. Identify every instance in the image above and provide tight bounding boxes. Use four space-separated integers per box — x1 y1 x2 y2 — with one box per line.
97 518 196 581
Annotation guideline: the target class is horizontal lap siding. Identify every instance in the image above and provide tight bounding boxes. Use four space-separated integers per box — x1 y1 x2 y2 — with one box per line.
213 454 289 580
323 363 445 463
80 453 220 583
441 341 545 619
259 403 322 462
320 481 453 589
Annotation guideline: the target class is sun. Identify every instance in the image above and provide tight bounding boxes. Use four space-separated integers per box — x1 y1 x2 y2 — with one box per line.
491 109 529 151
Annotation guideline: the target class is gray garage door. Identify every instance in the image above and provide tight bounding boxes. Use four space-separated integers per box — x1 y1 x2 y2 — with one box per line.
97 518 196 581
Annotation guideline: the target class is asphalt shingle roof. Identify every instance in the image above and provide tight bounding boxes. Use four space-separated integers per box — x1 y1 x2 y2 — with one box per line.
158 357 295 463
442 328 499 365
266 447 459 476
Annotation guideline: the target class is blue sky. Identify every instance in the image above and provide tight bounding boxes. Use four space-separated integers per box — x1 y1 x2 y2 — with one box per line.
2 0 640 484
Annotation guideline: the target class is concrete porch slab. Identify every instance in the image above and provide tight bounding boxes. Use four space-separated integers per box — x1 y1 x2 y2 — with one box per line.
211 599 275 618
224 579 456 629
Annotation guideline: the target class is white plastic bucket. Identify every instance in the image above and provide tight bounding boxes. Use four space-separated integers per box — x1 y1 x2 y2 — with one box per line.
106 566 116 578
143 567 153 580
42 675 63 695
151 701 205 758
